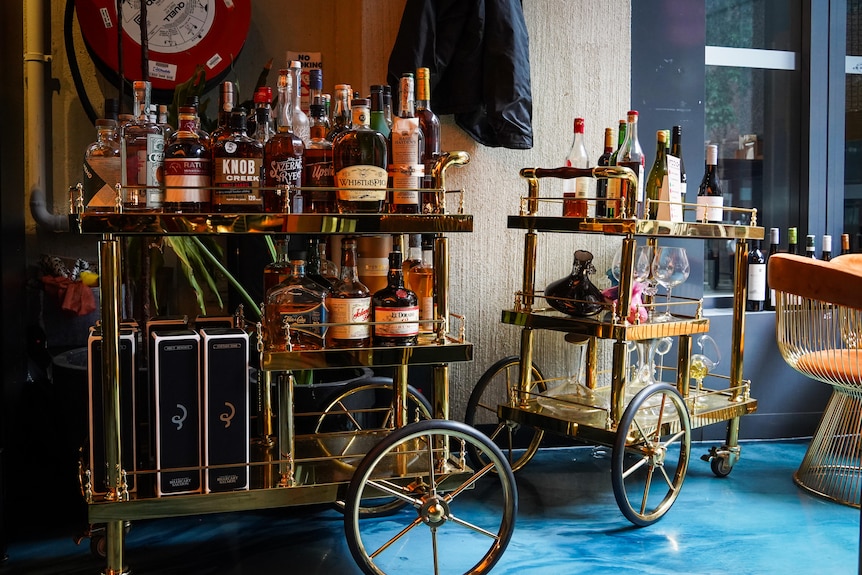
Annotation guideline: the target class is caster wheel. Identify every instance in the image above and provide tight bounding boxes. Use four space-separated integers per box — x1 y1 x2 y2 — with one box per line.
90 532 106 559
710 453 734 477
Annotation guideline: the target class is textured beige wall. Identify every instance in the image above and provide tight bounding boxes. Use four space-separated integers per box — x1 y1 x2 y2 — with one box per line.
45 0 630 417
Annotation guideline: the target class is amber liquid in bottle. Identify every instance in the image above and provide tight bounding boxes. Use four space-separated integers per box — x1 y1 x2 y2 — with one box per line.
388 73 424 214
163 107 211 213
304 102 335 213
328 237 372 348
416 67 441 210
263 68 304 213
264 260 328 351
212 109 264 213
332 99 388 213
372 250 419 346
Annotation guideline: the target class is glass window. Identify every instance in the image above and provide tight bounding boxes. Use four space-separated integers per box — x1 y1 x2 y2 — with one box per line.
846 0 862 249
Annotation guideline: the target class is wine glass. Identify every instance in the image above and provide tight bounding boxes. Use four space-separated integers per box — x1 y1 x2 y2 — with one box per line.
690 334 720 406
651 246 690 322
611 245 653 284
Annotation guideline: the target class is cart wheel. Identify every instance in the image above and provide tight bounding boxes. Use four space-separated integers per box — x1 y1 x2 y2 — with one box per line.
464 356 546 472
345 419 517 575
316 381 433 517
611 383 691 527
89 532 106 559
710 453 734 477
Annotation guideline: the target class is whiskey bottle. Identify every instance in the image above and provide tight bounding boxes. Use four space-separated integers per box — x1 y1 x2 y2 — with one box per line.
82 118 121 212
252 87 274 144
289 61 310 147
210 81 236 145
332 98 388 213
372 249 419 346
388 73 424 214
328 237 372 348
406 234 435 332
181 95 211 149
264 260 328 351
263 69 305 213
304 102 335 213
212 109 264 213
306 237 334 291
263 235 292 294
121 80 164 211
326 83 352 142
163 106 211 213
402 234 422 276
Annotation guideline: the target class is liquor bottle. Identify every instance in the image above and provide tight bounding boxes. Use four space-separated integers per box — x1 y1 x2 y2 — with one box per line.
332 98 388 213
307 69 324 117
805 234 817 258
328 236 372 348
182 95 211 149
212 109 264 213
821 235 832 261
402 234 422 276
765 227 780 311
317 240 340 283
696 144 724 223
841 233 852 256
645 129 668 220
388 73 424 214
82 118 121 212
562 117 591 217
357 236 391 294
263 235 292 294
304 102 336 213
121 80 165 211
606 119 626 217
407 234 435 332
210 82 236 145
746 239 766 312
263 69 305 213
163 106 212 213
383 85 393 129
372 249 419 346
370 85 390 138
788 227 799 255
595 127 614 218
415 67 442 210
326 83 352 142
306 237 334 291
616 110 645 218
289 61 310 147
252 87 274 144
157 104 173 141
670 125 687 203
264 260 328 351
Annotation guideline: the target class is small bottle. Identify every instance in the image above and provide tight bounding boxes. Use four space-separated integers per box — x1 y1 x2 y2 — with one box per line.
788 227 799 255
746 239 766 312
82 118 121 212
306 237 334 291
370 85 390 138
252 87 274 144
306 69 324 117
263 235 292 294
289 60 311 147
821 235 832 261
402 234 423 276
670 125 687 203
304 102 336 213
264 260 328 351
372 249 419 347
157 104 173 141
327 83 353 142
263 69 305 213
383 85 394 129
212 108 264 213
805 234 817 258
563 117 591 217
765 227 780 311
388 72 424 214
328 237 372 348
841 233 852 256
332 98 388 213
121 80 165 211
407 235 435 332
211 81 236 145
415 67 442 210
163 106 212 213
616 110 645 218
595 127 614 218
645 129 668 220
696 144 723 223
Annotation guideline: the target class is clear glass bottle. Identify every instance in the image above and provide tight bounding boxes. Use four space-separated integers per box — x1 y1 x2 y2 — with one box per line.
253 87 274 144
212 108 264 213
328 236 372 348
304 102 335 213
563 117 591 217
163 106 211 213
121 80 165 211
326 83 352 142
263 235 292 295
407 234 435 332
696 143 724 223
263 69 305 213
372 250 419 346
388 73 424 214
82 118 121 212
289 60 310 147
332 98 388 213
616 110 645 218
157 104 173 141
645 129 668 220
264 260 328 351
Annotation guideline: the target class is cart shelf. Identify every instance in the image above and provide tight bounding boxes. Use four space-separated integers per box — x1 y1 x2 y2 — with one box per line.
500 309 710 341
506 215 763 240
262 340 473 371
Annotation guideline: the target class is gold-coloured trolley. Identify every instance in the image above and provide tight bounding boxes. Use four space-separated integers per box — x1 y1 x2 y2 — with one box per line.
463 165 761 526
72 152 518 575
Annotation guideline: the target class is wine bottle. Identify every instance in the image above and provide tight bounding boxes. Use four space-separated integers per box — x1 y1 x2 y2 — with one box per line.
805 234 817 258
606 119 626 218
595 127 614 218
328 237 372 348
841 233 852 256
670 125 687 203
746 239 766 312
645 129 668 220
765 227 779 311
616 110 645 218
696 144 723 223
563 117 591 217
821 235 832 261
787 227 799 255
372 250 419 346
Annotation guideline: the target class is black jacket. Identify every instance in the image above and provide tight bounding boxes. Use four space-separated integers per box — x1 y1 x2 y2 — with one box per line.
387 0 533 149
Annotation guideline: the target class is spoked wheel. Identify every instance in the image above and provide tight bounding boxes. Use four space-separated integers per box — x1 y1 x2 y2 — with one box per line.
611 383 691 527
315 381 433 517
345 419 517 575
464 356 546 472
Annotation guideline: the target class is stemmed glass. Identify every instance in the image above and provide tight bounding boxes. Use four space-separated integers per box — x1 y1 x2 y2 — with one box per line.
651 246 690 322
611 245 653 285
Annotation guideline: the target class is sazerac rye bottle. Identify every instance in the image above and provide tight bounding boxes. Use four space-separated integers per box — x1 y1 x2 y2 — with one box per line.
372 250 419 346
264 260 328 351
332 98 389 213
388 73 424 213
163 106 211 213
264 69 305 213
328 237 372 348
212 109 264 213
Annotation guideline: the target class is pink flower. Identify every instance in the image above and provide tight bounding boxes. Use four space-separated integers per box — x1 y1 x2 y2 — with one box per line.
601 281 649 324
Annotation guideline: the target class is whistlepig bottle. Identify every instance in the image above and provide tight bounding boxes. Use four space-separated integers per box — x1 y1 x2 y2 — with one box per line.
332 98 388 213
372 249 419 346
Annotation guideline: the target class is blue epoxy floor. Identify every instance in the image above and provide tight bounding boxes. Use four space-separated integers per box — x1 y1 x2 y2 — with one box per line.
1 439 860 574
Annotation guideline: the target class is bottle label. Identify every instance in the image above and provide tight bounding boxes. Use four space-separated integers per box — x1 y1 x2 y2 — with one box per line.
304 159 334 187
335 165 387 202
146 133 165 208
389 164 424 205
389 116 424 193
695 195 724 222
82 156 121 211
267 157 303 187
213 156 263 209
276 301 328 343
419 296 434 331
374 306 420 337
748 263 767 301
164 158 211 203
329 297 372 340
